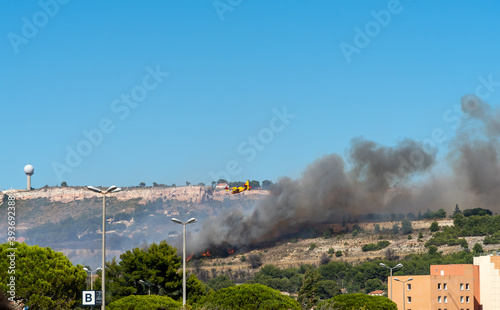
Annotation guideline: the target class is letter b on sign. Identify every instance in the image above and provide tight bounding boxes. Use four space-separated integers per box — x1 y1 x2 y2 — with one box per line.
82 291 95 306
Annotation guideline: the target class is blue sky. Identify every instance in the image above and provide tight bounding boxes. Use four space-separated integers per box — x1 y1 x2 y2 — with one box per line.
1 0 499 190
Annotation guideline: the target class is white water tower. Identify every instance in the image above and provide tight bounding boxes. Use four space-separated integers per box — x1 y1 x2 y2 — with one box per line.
24 164 34 190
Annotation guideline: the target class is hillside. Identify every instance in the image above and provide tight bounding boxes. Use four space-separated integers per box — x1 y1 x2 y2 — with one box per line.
0 186 266 266
1 186 493 269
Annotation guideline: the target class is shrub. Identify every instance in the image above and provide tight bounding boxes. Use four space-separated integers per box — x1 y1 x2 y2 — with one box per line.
362 241 390 252
247 254 263 269
108 295 181 310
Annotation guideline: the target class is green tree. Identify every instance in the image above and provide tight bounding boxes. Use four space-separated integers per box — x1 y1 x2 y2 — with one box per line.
107 295 181 310
186 273 206 304
316 293 397 310
249 180 260 189
473 243 483 254
392 223 399 235
139 182 146 187
206 275 235 291
434 208 447 218
335 250 343 257
0 242 87 309
61 181 68 187
430 221 439 232
202 283 300 310
95 241 184 303
401 220 413 235
316 280 341 300
298 269 320 309
453 204 462 216
428 245 439 255
364 278 383 293
374 224 380 233
261 180 273 190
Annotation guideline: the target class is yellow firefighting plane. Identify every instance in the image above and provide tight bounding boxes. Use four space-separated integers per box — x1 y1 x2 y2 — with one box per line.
226 180 252 194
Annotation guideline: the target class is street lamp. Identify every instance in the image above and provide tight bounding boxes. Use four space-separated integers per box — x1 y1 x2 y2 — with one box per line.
83 267 102 310
394 278 413 310
138 280 151 295
83 267 102 290
87 185 122 310
171 217 197 308
380 263 403 301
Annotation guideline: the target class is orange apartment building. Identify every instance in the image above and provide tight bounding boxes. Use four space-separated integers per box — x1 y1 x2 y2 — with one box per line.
389 264 481 310
387 255 500 310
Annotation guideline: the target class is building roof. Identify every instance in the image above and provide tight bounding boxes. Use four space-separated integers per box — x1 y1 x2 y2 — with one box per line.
368 290 385 295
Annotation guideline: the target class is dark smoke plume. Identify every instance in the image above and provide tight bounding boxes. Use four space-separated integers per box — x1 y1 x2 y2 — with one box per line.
449 95 500 206
189 138 435 252
188 95 500 253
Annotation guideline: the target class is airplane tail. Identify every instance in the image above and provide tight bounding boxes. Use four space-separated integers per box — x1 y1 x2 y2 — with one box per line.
245 180 251 190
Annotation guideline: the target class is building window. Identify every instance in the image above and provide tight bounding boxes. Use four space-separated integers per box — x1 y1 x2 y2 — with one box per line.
438 296 442 303
438 283 442 290
466 296 470 303
460 283 464 290
444 283 448 290
407 283 411 291
407 296 411 303
461 296 464 303
444 296 448 303
466 283 470 290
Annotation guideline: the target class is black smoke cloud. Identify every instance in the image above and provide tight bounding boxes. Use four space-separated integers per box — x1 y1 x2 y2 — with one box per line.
189 95 500 252
189 139 435 252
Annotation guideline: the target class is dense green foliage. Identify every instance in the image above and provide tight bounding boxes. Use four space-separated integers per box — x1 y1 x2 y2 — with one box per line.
426 214 500 248
107 295 181 310
463 208 492 217
316 293 397 310
0 242 86 309
94 241 204 304
361 241 390 252
422 208 447 219
202 284 300 310
251 265 304 293
206 275 235 291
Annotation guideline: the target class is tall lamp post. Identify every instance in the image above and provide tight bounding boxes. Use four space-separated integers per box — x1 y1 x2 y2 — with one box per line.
171 217 197 308
380 263 403 301
83 267 102 290
394 278 413 310
138 280 151 295
87 185 122 310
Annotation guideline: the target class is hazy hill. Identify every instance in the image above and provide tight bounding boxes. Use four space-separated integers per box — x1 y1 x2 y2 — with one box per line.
0 186 266 266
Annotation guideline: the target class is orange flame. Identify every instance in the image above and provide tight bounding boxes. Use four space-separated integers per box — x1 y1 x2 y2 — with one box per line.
227 248 234 254
201 250 211 257
186 254 194 262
